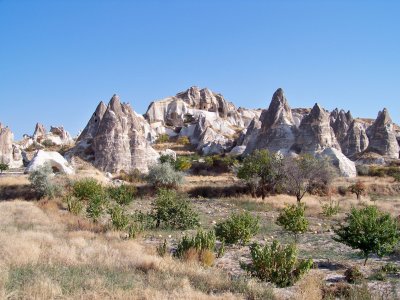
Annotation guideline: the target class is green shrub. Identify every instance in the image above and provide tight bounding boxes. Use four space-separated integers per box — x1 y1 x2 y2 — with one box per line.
321 199 340 217
42 139 55 147
334 206 399 265
151 189 199 229
107 184 136 206
159 154 175 165
237 150 283 199
276 203 309 236
0 163 9 173
345 266 364 284
175 230 216 266
368 166 386 177
356 165 369 176
72 178 103 201
64 195 83 215
109 205 130 230
156 134 170 143
381 262 400 274
393 172 400 182
177 136 190 145
86 194 108 222
337 185 348 196
215 211 260 245
242 240 313 287
147 163 185 189
174 156 192 171
28 163 59 198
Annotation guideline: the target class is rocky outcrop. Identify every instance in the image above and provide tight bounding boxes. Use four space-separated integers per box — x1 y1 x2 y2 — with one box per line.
331 109 353 145
315 148 356 178
32 123 73 146
145 86 260 154
0 123 23 168
249 88 297 154
293 103 340 153
73 95 159 173
341 120 369 157
26 150 74 174
366 108 399 159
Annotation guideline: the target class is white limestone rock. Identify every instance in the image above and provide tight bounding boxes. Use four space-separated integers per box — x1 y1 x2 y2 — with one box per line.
26 150 74 174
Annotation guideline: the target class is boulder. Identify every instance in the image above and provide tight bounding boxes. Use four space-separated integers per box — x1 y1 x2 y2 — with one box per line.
316 147 356 178
26 150 74 174
366 108 399 159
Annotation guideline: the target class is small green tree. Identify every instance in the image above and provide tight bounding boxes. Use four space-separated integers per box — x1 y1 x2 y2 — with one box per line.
276 203 309 238
86 194 108 223
109 205 130 230
242 240 313 287
107 184 136 206
215 211 260 245
72 178 104 201
334 206 399 265
151 188 199 229
237 150 284 199
28 163 58 198
0 163 9 174
283 155 335 203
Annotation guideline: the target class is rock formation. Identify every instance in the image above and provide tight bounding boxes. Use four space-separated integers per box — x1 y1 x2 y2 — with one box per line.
145 86 260 154
32 123 73 146
341 120 369 157
26 150 74 174
0 123 23 168
247 88 297 154
366 108 399 159
331 109 353 145
293 103 340 153
72 95 159 173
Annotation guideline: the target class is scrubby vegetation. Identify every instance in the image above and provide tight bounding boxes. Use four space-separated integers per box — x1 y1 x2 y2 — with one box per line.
0 162 9 173
146 162 185 189
276 203 309 237
28 163 59 198
215 211 260 245
242 240 313 287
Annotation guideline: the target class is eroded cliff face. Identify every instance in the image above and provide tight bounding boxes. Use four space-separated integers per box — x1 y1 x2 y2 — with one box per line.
0 123 23 168
366 108 399 159
145 86 261 155
72 95 158 173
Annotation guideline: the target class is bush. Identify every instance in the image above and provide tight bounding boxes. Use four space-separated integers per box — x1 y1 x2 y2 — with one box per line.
156 133 170 144
64 195 83 215
276 203 309 236
156 239 168 257
147 163 185 189
177 136 190 145
345 266 364 284
72 178 104 201
348 181 366 200
174 156 192 171
334 206 400 265
393 172 400 182
117 169 143 183
321 199 340 217
192 155 238 175
126 210 154 238
368 166 386 177
215 211 260 245
0 163 9 173
28 163 58 198
107 184 136 206
337 185 348 196
356 165 370 176
237 150 284 199
109 205 130 230
175 230 216 266
86 194 108 222
159 153 176 165
242 240 313 287
151 189 199 229
42 139 55 147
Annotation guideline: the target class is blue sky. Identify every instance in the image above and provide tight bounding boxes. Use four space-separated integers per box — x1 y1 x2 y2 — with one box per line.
0 0 399 139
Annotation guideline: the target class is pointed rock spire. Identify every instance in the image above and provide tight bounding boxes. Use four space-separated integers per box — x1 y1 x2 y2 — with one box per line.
366 108 399 158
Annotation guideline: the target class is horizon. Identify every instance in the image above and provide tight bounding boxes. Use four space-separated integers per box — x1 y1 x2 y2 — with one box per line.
1 0 399 139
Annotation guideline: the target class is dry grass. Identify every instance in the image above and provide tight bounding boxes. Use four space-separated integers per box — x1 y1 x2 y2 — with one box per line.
0 200 275 299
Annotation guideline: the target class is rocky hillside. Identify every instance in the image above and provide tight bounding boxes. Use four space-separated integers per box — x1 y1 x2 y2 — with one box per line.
2 86 399 176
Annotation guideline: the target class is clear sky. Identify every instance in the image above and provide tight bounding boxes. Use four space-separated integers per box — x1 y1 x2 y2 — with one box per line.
1 0 399 139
